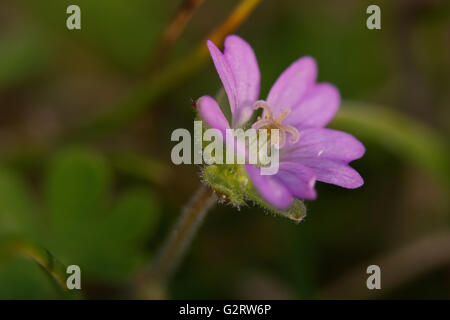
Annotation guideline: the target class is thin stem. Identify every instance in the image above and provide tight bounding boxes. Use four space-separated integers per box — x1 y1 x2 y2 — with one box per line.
136 185 216 299
149 0 206 70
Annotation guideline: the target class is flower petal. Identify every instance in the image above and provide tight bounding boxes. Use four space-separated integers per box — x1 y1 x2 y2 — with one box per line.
276 162 317 200
246 164 293 209
285 83 340 129
297 159 364 189
267 56 317 117
224 35 260 125
282 128 365 163
196 95 230 136
207 40 238 111
207 36 260 126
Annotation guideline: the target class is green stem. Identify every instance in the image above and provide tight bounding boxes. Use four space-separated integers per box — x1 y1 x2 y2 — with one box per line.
136 185 216 299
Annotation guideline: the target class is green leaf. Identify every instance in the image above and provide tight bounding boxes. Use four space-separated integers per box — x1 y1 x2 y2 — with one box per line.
105 187 160 246
111 152 169 185
0 236 82 298
45 148 112 227
42 148 160 282
0 257 59 299
73 186 160 280
0 148 161 285
0 167 34 236
43 148 112 274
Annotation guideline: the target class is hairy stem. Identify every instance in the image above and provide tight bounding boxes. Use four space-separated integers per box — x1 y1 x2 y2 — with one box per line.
136 185 216 299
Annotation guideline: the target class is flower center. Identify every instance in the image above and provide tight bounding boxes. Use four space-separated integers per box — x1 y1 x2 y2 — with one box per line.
251 100 299 148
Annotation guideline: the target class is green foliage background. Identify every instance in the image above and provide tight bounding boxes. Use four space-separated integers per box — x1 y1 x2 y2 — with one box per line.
0 0 449 299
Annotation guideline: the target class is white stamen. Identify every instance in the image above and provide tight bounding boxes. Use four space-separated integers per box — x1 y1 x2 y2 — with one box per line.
252 101 300 148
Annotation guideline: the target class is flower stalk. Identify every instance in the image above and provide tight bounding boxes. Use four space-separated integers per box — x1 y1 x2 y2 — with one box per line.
136 185 216 299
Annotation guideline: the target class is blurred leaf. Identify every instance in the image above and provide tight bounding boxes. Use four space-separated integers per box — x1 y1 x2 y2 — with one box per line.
0 167 34 236
111 153 170 185
42 148 160 282
0 257 59 299
0 148 161 290
0 236 80 298
105 188 159 246
45 148 111 227
84 188 160 280
332 102 450 189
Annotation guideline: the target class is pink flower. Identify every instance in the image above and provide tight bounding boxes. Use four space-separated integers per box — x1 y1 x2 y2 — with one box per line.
197 35 365 209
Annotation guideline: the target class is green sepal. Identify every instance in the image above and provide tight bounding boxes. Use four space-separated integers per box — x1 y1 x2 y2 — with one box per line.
245 186 307 223
202 164 307 223
202 164 247 206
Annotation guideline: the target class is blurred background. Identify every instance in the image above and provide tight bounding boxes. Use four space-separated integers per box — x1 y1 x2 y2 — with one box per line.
0 0 449 299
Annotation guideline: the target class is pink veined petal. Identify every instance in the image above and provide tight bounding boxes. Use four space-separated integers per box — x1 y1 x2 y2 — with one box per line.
266 56 317 118
276 162 317 200
223 35 260 126
284 83 340 129
245 164 294 209
207 40 239 115
197 97 247 160
206 36 260 127
282 128 365 163
298 158 364 189
196 95 230 136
